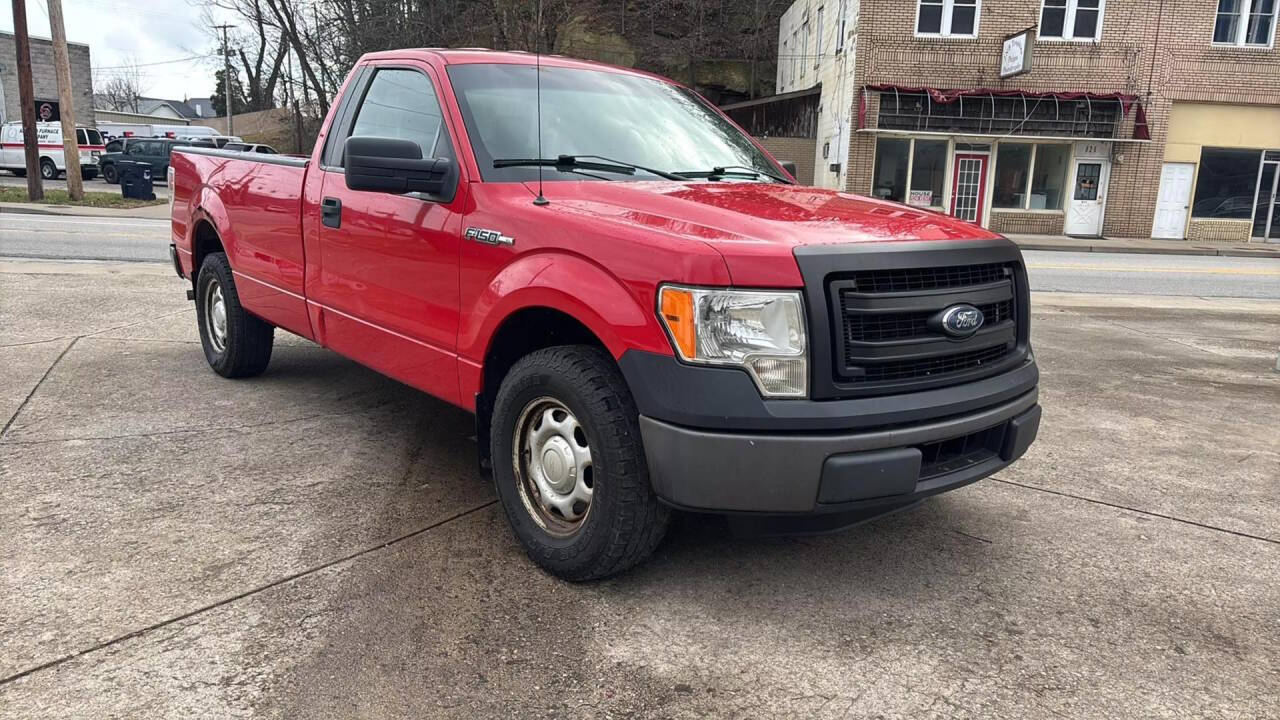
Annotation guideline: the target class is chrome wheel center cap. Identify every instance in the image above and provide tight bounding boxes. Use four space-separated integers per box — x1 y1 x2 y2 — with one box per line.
540 436 576 494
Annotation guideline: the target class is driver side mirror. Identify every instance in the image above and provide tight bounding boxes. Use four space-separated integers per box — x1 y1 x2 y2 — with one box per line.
344 136 457 202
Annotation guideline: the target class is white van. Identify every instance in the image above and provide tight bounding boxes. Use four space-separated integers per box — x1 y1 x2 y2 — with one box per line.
0 122 105 180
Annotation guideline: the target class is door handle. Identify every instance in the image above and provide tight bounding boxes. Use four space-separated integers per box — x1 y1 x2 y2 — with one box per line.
321 196 342 228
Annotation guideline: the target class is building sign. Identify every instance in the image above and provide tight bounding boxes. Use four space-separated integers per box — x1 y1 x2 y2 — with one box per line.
908 190 934 207
1000 29 1035 79
36 100 60 122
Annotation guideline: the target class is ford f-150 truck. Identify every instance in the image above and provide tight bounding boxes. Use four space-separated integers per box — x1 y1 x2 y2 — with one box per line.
169 49 1040 581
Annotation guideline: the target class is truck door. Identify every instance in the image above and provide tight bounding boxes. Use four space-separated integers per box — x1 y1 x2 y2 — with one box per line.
312 63 465 405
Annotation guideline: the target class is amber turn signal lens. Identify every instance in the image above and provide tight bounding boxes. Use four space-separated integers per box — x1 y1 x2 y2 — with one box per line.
659 287 697 360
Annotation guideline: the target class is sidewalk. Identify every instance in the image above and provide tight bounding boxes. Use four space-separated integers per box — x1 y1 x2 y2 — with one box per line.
0 200 170 220
1006 233 1280 259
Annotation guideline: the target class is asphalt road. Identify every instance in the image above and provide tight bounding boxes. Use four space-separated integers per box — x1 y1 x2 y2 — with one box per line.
2 213 1278 298
2 260 1277 718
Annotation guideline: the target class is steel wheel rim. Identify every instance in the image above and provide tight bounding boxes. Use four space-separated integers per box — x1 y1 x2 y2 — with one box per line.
41 163 55 180
205 280 228 353
512 397 595 537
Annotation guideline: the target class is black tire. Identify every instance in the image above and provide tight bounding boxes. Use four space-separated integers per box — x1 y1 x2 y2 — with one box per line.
195 252 274 378
491 345 670 581
39 159 56 180
82 169 98 181
102 164 118 184
11 169 25 178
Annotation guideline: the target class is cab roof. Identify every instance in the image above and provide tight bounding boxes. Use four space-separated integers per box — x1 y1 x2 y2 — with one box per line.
355 48 679 86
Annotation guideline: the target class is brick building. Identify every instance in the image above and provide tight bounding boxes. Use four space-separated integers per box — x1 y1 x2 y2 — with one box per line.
0 31 94 128
750 0 1280 242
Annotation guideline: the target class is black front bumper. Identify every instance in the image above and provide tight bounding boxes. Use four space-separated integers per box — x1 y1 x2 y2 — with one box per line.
639 389 1039 515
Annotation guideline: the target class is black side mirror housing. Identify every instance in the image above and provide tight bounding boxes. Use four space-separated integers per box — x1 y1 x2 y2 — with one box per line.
344 136 457 202
780 160 799 181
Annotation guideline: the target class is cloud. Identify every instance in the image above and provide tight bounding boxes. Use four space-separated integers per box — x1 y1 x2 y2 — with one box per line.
3 0 225 100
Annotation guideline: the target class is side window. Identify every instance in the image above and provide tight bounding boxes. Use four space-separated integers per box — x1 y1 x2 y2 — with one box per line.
76 129 88 145
125 141 145 156
106 140 123 153
346 68 454 164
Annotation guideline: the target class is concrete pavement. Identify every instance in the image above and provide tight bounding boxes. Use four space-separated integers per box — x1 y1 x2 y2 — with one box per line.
1 259 1277 718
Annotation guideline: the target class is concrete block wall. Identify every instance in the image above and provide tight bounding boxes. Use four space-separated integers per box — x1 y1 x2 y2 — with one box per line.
757 136 818 185
0 32 93 127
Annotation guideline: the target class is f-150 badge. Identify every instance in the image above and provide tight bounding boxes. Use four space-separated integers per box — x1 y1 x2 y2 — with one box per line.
465 227 515 246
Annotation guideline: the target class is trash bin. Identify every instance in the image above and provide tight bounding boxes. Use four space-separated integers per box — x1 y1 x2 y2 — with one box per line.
118 161 155 201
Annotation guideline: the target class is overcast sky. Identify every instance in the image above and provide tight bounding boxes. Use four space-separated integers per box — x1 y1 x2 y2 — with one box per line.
1 0 227 101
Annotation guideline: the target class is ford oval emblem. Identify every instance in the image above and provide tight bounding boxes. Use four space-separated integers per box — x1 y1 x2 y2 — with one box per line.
939 304 985 338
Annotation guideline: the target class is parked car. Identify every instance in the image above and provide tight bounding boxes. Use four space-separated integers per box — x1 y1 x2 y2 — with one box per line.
169 50 1040 581
99 137 192 184
0 121 103 179
223 142 278 154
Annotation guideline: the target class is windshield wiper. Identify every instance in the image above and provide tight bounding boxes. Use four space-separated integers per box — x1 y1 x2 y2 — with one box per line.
675 165 792 184
494 154 689 181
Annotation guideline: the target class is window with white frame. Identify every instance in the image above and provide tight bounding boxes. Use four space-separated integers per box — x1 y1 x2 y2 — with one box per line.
1214 0 1278 47
1040 0 1104 41
992 143 1071 211
916 0 980 37
815 7 824 67
836 0 848 51
801 23 809 77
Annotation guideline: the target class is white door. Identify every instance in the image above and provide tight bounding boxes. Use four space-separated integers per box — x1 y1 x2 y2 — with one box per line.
1152 162 1195 239
1065 159 1110 236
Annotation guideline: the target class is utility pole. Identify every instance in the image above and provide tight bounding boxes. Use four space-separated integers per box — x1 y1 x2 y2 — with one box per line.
10 0 42 199
214 24 234 136
46 0 83 200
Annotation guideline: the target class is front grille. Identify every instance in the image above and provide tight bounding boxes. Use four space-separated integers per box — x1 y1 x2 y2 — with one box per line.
840 262 1006 293
829 261 1024 393
844 299 1013 343
918 424 1008 480
859 345 1010 383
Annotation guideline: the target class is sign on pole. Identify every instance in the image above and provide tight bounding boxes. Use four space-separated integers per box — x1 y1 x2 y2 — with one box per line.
1001 28 1035 79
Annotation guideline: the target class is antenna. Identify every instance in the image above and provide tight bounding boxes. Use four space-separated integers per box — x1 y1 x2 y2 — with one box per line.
532 0 549 206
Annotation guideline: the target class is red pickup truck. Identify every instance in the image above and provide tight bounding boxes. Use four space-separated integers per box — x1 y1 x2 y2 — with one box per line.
169 50 1040 580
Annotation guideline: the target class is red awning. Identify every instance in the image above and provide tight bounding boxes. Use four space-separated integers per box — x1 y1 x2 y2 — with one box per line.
858 84 1149 140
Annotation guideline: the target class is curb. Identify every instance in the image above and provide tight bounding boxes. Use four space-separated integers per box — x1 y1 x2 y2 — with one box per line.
0 203 168 221
1015 241 1280 259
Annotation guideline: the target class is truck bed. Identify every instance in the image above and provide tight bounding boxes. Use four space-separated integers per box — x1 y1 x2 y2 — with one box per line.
170 147 315 341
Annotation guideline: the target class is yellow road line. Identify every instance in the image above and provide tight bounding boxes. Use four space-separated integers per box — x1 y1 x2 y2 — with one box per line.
1027 264 1280 277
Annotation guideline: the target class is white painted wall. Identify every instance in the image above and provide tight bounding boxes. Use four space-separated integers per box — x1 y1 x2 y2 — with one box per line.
776 0 860 188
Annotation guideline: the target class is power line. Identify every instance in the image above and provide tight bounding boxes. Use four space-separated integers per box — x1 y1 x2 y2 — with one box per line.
94 54 217 71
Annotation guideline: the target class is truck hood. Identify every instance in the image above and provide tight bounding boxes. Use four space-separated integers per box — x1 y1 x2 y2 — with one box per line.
524 180 1002 285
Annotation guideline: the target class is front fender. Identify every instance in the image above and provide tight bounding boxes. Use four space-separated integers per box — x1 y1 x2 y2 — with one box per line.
459 251 670 362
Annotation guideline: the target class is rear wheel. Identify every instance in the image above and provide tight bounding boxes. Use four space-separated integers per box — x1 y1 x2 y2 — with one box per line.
39 159 56 180
102 164 118 184
195 252 274 378
11 169 25 178
490 345 670 581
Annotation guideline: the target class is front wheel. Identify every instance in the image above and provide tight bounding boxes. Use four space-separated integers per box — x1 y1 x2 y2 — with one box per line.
102 164 118 184
195 252 274 378
39 159 56 180
490 346 670 581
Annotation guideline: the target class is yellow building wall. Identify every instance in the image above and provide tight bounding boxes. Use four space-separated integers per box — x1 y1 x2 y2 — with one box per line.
1164 103 1280 162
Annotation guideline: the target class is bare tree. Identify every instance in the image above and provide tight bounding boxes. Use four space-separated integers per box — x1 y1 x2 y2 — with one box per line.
93 57 144 112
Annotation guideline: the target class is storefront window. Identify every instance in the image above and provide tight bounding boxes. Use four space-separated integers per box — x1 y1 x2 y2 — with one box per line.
872 138 909 202
993 144 1032 209
1192 148 1262 219
1030 145 1070 209
909 140 947 207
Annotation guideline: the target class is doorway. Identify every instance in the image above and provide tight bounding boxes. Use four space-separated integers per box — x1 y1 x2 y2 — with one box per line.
1253 156 1279 242
1153 162 1194 239
950 154 988 224
1066 158 1110 236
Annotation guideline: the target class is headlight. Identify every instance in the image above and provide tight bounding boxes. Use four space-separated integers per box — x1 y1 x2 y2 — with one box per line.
658 285 807 398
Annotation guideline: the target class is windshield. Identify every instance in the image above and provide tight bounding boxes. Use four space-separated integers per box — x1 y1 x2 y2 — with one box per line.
447 63 779 182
